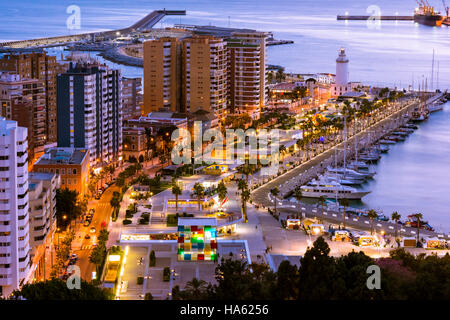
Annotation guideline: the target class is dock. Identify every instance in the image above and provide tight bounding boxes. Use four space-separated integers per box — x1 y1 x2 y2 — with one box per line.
337 15 414 21
0 9 186 50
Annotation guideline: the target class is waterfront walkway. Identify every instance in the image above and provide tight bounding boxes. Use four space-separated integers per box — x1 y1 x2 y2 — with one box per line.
251 93 450 240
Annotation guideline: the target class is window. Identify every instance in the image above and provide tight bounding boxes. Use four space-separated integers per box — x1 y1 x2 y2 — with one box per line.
72 169 77 175
61 169 65 174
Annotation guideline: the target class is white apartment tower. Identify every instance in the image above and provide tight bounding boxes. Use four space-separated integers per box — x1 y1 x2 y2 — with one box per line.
0 117 31 297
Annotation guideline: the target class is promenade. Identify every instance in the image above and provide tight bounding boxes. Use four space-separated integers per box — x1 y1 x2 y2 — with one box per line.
250 94 450 241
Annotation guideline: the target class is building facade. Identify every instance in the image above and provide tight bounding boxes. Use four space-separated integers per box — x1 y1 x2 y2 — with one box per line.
181 36 228 116
143 37 182 114
0 118 31 297
122 127 147 163
0 72 46 163
0 52 66 143
28 172 59 281
227 32 268 119
57 61 122 169
34 148 90 197
121 77 143 120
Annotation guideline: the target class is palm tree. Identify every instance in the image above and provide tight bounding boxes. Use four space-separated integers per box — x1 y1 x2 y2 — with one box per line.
318 195 326 216
293 188 303 219
237 179 250 223
241 163 252 185
412 213 423 246
217 181 227 208
270 187 280 216
184 278 208 299
338 198 349 228
367 209 378 235
172 185 182 213
193 183 205 211
391 211 401 242
105 164 115 184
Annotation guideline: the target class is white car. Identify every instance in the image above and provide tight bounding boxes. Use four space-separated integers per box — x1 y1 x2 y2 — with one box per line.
90 227 96 233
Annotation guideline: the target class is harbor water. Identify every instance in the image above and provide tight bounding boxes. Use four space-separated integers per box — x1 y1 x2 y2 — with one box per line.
356 102 450 234
1 1 450 231
1 0 450 88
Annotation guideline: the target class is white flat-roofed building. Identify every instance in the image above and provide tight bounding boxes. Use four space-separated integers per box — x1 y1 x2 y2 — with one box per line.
0 117 31 297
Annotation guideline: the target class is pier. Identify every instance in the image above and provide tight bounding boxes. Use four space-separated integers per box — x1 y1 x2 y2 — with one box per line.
337 15 414 21
0 9 186 50
251 92 450 240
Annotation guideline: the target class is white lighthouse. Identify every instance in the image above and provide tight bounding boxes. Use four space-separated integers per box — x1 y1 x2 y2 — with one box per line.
332 47 354 97
335 47 349 86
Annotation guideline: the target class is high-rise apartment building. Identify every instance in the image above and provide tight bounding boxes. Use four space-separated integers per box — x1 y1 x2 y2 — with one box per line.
143 37 181 114
0 118 31 297
121 77 143 119
0 72 46 163
143 32 267 120
28 172 59 281
181 36 228 116
57 61 122 169
227 32 268 119
0 52 66 142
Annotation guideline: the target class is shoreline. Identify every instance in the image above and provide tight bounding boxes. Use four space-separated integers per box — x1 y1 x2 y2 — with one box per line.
251 93 450 237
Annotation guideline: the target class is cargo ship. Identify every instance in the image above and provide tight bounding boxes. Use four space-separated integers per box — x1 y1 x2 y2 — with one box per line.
414 1 443 26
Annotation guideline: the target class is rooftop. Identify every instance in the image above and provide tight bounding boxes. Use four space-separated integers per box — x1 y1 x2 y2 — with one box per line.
35 147 89 166
29 172 56 183
178 217 218 226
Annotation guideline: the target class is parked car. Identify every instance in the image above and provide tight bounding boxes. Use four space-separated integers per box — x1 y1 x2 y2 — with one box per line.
83 219 91 227
90 227 96 233
85 234 91 240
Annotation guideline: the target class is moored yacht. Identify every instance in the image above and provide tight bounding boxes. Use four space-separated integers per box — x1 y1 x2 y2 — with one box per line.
327 166 375 179
300 178 370 200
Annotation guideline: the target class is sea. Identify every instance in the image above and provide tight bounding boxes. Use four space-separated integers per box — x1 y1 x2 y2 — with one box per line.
1 0 450 232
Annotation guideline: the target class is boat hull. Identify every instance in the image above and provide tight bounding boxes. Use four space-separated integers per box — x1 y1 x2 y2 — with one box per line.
300 190 371 200
414 13 443 26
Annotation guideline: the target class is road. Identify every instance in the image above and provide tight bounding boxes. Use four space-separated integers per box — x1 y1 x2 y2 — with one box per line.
73 185 120 281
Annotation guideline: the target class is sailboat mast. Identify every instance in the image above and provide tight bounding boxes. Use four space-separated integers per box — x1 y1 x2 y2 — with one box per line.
354 112 357 163
431 49 435 91
343 115 347 173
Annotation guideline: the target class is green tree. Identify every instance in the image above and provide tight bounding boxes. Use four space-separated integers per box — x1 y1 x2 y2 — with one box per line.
217 181 228 206
411 213 423 246
56 188 82 229
338 198 349 228
184 278 208 299
238 179 250 223
12 278 113 300
298 237 341 300
171 185 182 213
391 211 401 242
318 195 326 216
367 209 378 235
193 182 205 211
294 188 303 219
